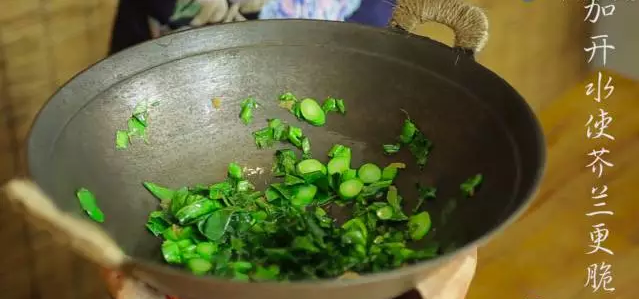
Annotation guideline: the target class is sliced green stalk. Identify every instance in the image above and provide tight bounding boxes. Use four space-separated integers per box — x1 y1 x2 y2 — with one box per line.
357 163 382 184
381 162 406 181
376 205 394 220
339 179 364 199
195 242 218 259
327 156 350 175
382 143 401 155
299 98 326 126
328 144 352 159
115 130 129 149
187 258 213 275
341 169 357 181
228 162 243 179
407 211 432 241
292 184 318 207
296 159 327 176
301 136 311 158
161 240 182 264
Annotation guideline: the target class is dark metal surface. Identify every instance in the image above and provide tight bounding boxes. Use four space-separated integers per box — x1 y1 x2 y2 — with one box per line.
27 20 545 299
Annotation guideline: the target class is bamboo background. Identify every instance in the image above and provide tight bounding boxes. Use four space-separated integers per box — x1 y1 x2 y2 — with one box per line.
0 0 589 298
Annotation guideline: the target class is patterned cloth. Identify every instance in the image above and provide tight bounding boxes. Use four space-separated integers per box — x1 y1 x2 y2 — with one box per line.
109 0 396 54
259 0 362 21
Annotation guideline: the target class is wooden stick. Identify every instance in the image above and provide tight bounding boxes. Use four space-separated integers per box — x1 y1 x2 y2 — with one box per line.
3 179 127 269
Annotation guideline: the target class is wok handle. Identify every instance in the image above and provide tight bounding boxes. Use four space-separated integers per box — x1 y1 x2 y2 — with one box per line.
3 179 127 269
391 0 489 54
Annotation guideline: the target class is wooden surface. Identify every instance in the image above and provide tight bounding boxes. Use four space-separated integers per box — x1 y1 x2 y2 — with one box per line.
0 1 611 298
468 70 639 299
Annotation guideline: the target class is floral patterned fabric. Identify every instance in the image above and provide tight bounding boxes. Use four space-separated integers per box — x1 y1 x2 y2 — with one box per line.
259 0 362 21
109 0 395 54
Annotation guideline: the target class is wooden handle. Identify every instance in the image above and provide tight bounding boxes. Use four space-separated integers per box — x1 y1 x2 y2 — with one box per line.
391 0 489 53
3 179 127 269
415 247 478 299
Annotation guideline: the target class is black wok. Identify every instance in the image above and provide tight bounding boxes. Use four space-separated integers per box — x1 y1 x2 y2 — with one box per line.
25 0 545 298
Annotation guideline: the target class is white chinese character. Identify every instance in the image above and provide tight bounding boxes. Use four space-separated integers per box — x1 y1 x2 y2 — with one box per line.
584 0 615 23
585 71 614 102
586 148 614 178
585 262 615 292
585 35 615 66
586 223 614 255
585 109 615 140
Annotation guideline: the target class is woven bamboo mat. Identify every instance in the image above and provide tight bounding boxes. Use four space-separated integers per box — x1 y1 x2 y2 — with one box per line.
0 0 588 298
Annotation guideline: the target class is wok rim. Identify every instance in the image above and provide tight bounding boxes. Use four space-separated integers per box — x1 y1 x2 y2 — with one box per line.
27 19 547 288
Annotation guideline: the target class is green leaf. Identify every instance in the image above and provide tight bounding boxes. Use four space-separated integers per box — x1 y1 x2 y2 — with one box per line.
252 127 275 148
208 181 232 200
145 211 170 236
460 174 483 197
408 131 432 169
321 97 338 113
272 149 297 177
284 174 306 186
269 183 295 201
269 118 287 141
175 199 222 225
292 235 320 253
75 188 105 223
399 118 417 144
239 98 258 125
359 180 392 198
252 265 280 281
127 117 147 141
143 182 175 203
414 183 437 213
198 209 235 242
169 187 189 216
386 186 408 221
278 92 298 112
336 99 346 114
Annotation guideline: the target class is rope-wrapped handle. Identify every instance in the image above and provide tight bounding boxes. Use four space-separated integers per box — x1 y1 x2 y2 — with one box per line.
391 0 489 53
3 179 127 269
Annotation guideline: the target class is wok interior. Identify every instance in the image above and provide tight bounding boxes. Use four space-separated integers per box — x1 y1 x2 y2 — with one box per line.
38 44 527 268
